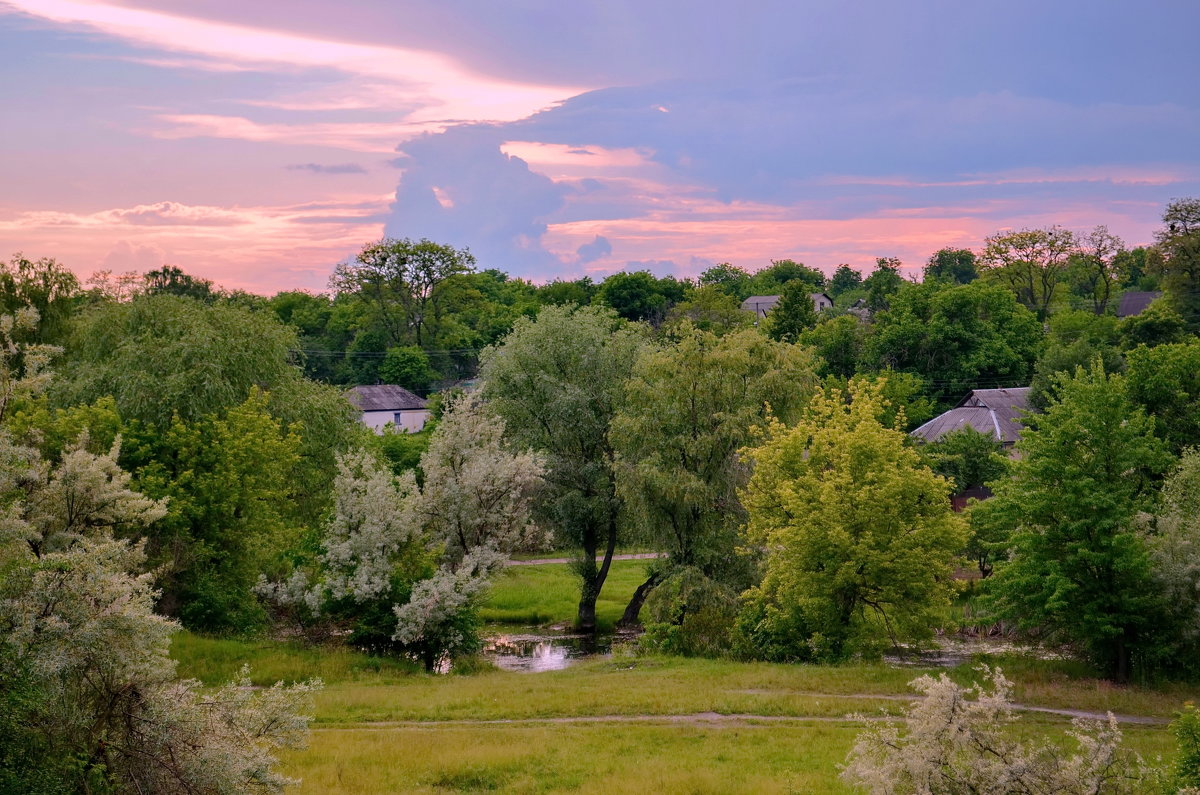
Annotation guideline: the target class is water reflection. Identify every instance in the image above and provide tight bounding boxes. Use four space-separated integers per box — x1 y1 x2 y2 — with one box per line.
483 632 613 672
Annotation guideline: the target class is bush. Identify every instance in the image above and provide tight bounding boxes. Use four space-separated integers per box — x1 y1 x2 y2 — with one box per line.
640 567 737 657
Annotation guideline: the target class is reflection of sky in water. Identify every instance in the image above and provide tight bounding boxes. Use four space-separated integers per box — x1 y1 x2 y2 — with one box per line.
484 633 611 673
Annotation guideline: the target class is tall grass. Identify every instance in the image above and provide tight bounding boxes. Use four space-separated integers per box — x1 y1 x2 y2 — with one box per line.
481 559 651 629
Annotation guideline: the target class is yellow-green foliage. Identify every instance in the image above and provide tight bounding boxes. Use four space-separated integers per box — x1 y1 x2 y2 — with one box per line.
741 378 967 660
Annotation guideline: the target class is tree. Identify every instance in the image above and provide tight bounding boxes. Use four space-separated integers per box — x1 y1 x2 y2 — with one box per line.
917 426 1009 493
664 284 754 336
842 667 1152 794
1029 310 1124 409
869 281 1042 406
799 314 869 379
923 248 978 285
143 264 214 301
331 237 475 346
127 390 305 631
0 254 80 343
983 362 1172 681
0 309 315 793
1117 299 1188 349
380 345 436 392
748 259 825 294
611 326 817 625
596 270 688 324
1066 226 1125 315
479 305 643 631
537 276 596 306
764 280 818 342
864 257 904 311
1142 450 1200 672
828 264 864 297
699 263 752 300
1151 198 1200 331
1125 341 1200 454
739 379 966 661
980 226 1078 320
417 391 544 564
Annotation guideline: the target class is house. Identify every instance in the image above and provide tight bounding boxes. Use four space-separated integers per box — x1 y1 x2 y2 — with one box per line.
909 387 1032 453
1116 291 1162 318
346 384 430 434
741 292 834 318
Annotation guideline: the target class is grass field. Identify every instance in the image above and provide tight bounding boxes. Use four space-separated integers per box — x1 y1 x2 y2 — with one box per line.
480 558 650 629
169 561 1198 793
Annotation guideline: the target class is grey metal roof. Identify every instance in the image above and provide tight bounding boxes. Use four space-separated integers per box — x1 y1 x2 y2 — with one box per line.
1116 291 1162 318
741 295 781 317
346 384 427 412
911 387 1031 445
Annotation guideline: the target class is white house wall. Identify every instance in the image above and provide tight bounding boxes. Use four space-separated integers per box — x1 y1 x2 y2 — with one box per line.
360 409 431 434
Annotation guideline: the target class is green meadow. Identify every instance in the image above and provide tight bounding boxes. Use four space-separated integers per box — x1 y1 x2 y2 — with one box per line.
171 562 1195 793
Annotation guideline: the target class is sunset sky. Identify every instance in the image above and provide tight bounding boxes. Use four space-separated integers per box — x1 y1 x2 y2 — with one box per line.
2 1 1198 293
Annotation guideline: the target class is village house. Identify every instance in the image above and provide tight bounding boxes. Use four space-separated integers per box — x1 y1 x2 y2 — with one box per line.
346 384 431 434
741 292 834 318
1116 290 1162 318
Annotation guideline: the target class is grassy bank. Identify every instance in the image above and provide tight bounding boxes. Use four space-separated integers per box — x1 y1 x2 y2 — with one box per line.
480 558 651 629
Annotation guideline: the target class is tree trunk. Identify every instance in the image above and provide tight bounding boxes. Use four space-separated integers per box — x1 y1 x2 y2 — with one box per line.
617 571 664 629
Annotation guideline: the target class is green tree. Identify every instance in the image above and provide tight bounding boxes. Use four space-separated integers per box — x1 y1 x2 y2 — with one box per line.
480 305 644 631
764 280 818 342
1150 198 1200 331
1065 226 1125 315
664 285 754 336
799 314 869 379
1117 299 1188 349
537 277 596 306
611 326 817 625
980 226 1077 320
128 390 305 631
748 259 825 294
380 345 435 392
0 254 80 344
596 270 688 323
143 265 214 301
828 263 864 297
869 281 1042 406
917 426 1009 493
331 237 475 346
923 248 978 284
699 263 752 300
1029 310 1124 409
864 257 904 311
983 362 1172 681
1125 340 1200 454
739 379 966 661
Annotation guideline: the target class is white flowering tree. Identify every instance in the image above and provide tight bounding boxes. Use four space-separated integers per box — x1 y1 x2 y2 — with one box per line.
418 391 545 563
0 308 318 793
842 667 1153 794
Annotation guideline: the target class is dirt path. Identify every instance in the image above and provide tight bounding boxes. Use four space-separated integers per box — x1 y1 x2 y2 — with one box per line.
506 552 664 567
312 701 1166 730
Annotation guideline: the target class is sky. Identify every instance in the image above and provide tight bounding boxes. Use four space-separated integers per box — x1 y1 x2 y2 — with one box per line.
1 1 1198 293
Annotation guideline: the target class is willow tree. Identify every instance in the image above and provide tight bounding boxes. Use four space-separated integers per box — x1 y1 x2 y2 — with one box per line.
479 305 643 631
739 379 965 661
610 325 817 624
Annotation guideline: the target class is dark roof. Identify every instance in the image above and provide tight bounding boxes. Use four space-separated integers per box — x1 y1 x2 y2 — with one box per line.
911 387 1031 446
1116 291 1162 318
741 295 781 317
346 384 427 412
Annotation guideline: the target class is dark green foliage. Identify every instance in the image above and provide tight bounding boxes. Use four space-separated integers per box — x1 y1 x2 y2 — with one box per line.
1151 197 1200 331
917 427 1009 492
1125 341 1200 454
764 280 817 343
0 254 80 344
747 259 825 294
1029 310 1124 409
596 270 689 323
1172 703 1200 791
733 587 817 663
869 281 1042 406
367 426 434 476
828 264 863 297
143 265 214 301
864 257 905 311
800 315 869 379
1117 300 1188 349
537 276 596 306
983 362 1173 681
924 248 978 284
699 263 752 300
380 346 435 392
641 567 738 657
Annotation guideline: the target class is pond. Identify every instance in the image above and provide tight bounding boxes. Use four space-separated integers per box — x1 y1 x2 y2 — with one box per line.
481 629 618 672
